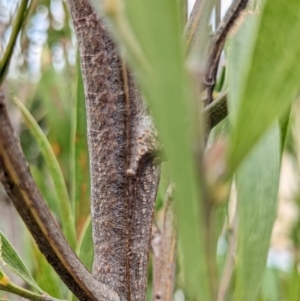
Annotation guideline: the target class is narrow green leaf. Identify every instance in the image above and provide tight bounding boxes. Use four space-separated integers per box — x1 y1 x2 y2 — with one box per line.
89 0 211 299
228 0 300 171
32 246 65 299
0 0 29 85
35 67 71 160
279 107 291 152
70 54 90 230
283 267 300 301
0 231 43 294
0 266 5 279
261 268 280 301
76 216 93 272
12 97 76 249
30 165 58 215
155 162 171 212
235 125 280 301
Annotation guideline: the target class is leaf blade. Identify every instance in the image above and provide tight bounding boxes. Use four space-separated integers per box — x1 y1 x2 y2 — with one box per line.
70 54 90 232
228 0 300 171
235 125 280 301
12 97 76 249
0 231 43 294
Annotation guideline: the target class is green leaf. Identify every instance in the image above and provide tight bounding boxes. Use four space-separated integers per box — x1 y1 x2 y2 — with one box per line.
155 162 171 212
261 268 280 301
12 97 76 249
35 66 72 166
228 0 300 172
30 165 58 216
0 231 43 294
0 266 5 279
235 125 280 301
279 107 291 152
70 54 90 230
281 266 300 301
76 216 93 272
32 246 65 299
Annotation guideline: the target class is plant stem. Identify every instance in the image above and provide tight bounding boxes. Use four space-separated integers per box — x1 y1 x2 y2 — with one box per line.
0 280 60 301
203 91 228 129
67 1 160 300
205 0 250 104
152 185 177 301
0 0 29 85
217 215 237 301
0 90 119 301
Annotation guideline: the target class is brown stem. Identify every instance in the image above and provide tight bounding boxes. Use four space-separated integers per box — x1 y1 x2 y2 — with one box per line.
0 90 118 301
66 1 160 300
152 185 177 301
205 0 250 104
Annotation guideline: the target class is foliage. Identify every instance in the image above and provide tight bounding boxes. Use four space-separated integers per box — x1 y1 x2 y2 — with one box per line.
1 0 300 301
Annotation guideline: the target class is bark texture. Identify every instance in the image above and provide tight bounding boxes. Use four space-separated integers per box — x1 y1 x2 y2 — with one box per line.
0 91 118 301
66 1 160 300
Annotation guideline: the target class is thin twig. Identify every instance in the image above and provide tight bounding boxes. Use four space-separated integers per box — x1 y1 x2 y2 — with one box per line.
0 90 119 301
0 0 29 85
0 277 62 301
205 0 250 104
217 215 238 301
203 91 228 129
152 185 177 301
20 0 39 51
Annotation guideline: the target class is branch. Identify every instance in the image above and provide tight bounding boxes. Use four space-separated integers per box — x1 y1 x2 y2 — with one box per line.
67 0 160 300
203 91 228 129
0 0 29 85
205 0 250 104
0 274 61 301
152 185 177 301
0 90 119 301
